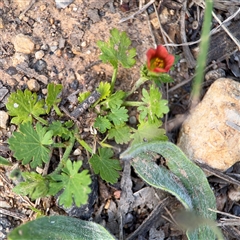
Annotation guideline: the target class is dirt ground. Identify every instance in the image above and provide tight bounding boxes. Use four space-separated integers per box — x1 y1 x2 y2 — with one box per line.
0 0 240 239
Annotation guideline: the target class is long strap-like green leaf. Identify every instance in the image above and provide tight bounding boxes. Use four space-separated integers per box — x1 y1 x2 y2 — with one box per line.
121 141 220 239
8 216 116 240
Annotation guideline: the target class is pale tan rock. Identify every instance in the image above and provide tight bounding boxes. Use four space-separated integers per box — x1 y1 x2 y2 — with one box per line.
27 79 40 92
0 111 9 129
178 78 240 171
13 34 35 54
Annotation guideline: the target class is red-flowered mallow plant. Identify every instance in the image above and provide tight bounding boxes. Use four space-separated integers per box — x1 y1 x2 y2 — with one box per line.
146 45 174 73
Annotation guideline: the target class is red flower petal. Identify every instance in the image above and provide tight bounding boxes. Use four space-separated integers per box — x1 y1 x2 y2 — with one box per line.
155 45 169 59
146 45 174 73
146 48 157 70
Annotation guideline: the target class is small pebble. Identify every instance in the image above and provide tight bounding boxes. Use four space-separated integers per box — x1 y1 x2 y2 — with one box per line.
49 45 58 52
6 66 17 76
125 213 134 224
42 88 48 95
27 79 40 92
39 4 47 11
73 148 81 156
58 37 66 49
55 0 74 9
81 41 87 47
35 50 45 60
129 116 137 125
49 18 54 25
33 59 47 72
70 79 79 90
35 44 41 50
72 7 78 11
41 44 49 51
232 205 240 216
54 49 62 57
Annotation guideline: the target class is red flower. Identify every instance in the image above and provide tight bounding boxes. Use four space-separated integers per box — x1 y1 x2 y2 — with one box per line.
146 45 174 73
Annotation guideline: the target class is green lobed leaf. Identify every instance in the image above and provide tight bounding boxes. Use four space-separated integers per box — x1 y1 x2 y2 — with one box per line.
6 89 45 124
8 215 116 240
78 91 91 103
13 172 50 200
46 83 63 114
94 116 111 133
103 90 126 109
107 106 128 126
89 148 122 184
97 82 111 101
108 125 131 144
138 85 169 123
48 120 73 140
97 28 136 69
130 121 168 145
8 122 53 168
121 141 218 239
49 159 92 208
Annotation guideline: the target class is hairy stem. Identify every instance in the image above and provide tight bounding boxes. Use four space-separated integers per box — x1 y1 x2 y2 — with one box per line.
123 101 146 107
110 67 118 93
49 132 76 176
126 77 149 97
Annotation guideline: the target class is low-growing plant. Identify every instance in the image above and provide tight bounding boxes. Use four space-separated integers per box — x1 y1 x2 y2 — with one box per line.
3 28 173 209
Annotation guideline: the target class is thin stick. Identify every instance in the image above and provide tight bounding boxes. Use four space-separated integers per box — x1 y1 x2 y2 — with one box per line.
153 1 173 51
164 7 240 48
212 11 240 50
209 208 240 219
168 49 238 93
146 12 157 48
0 207 28 221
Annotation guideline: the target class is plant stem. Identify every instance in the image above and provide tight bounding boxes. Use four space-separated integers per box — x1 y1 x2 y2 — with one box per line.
49 132 75 176
35 116 48 125
110 67 118 93
126 77 149 97
123 101 146 107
